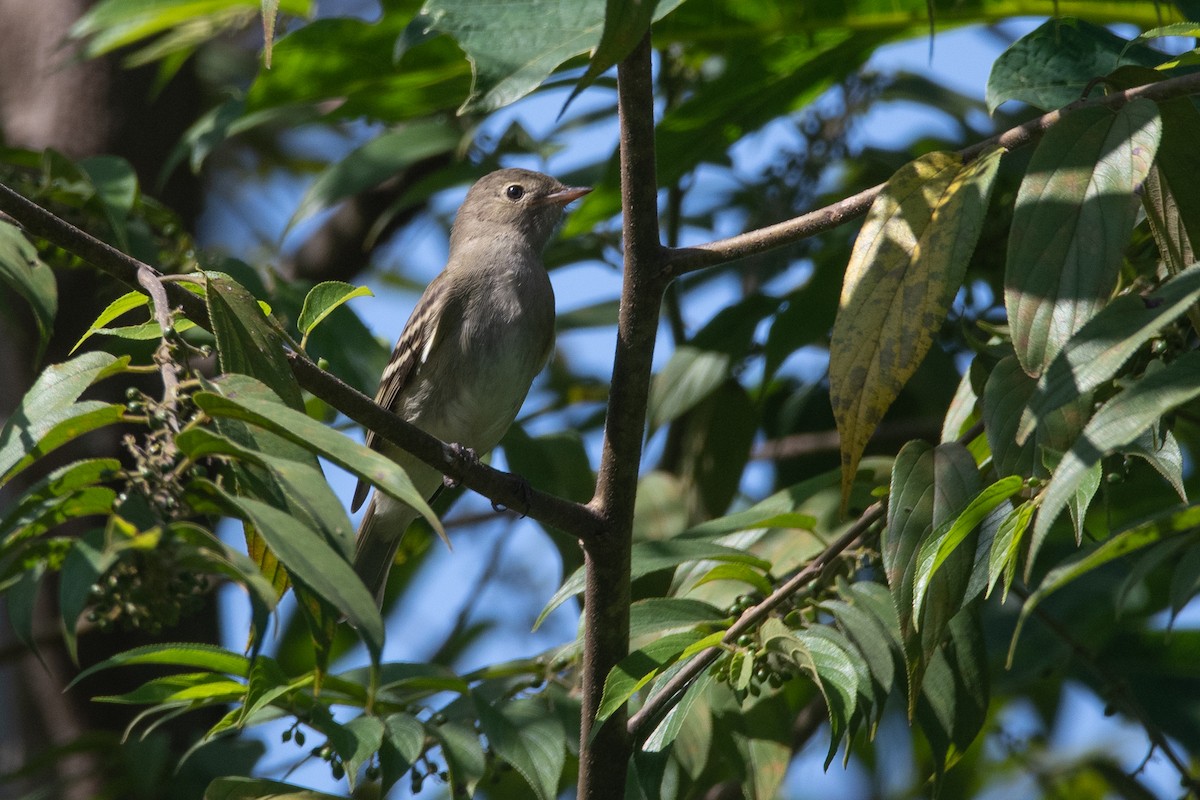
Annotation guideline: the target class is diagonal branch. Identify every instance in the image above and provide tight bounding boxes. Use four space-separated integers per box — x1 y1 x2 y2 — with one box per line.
626 500 885 740
665 68 1200 276
0 179 606 543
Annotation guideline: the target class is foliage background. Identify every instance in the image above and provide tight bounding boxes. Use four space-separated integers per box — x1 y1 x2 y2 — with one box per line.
2 1 1200 800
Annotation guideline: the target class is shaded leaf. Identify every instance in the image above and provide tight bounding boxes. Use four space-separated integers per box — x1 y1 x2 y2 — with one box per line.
0 220 57 363
1004 99 1161 376
475 696 565 800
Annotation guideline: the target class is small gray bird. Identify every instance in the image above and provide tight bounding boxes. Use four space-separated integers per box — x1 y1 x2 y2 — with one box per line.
351 168 590 603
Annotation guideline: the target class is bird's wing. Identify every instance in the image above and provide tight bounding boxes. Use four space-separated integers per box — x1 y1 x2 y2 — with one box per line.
352 273 459 512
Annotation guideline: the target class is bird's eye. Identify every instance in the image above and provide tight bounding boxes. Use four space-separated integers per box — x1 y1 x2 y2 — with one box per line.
505 184 525 200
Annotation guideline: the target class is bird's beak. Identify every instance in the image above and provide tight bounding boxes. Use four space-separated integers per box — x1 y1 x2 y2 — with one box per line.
542 185 592 206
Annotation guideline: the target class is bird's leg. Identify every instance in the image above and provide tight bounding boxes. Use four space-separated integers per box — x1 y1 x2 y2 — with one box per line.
443 443 478 489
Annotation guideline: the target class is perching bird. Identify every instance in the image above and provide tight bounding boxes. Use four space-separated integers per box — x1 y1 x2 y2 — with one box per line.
351 168 590 603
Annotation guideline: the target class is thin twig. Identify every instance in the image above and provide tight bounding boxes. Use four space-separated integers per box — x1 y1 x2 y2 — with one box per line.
664 68 1200 276
135 266 181 426
627 501 885 739
1018 590 1200 795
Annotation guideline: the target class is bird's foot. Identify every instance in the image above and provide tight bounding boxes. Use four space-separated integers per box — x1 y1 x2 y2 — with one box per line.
443 443 478 488
492 474 533 518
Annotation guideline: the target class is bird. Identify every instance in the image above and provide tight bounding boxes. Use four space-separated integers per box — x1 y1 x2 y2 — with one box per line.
351 168 590 604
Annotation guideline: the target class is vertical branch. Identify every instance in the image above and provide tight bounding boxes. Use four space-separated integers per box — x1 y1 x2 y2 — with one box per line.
579 32 663 800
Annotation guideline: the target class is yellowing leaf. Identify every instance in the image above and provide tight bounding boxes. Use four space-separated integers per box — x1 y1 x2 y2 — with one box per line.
829 147 1003 509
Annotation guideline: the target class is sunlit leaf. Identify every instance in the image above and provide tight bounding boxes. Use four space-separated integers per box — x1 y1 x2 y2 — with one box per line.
830 147 1002 507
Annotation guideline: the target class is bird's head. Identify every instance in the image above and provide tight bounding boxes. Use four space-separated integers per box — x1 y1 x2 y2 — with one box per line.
453 168 591 253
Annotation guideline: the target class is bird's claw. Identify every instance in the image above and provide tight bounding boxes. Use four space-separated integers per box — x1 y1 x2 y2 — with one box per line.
443 443 478 489
492 474 533 518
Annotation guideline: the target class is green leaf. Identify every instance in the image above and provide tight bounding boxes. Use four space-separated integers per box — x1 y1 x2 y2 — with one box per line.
648 294 782 429
203 776 345 800
70 643 252 689
0 220 57 363
692 562 774 597
59 529 116 664
628 598 724 640
536 539 768 629
194 379 442 540
913 476 1024 625
986 499 1037 601
642 667 714 754
205 271 304 410
1019 265 1200 442
423 0 684 113
595 631 708 726
1010 503 1200 665
1005 99 1162 376
79 155 138 248
296 281 373 343
96 672 245 705
289 122 460 230
568 0 661 104
430 721 486 797
341 715 385 792
1033 352 1200 567
192 480 385 660
1 404 127 489
830 147 1002 507
1121 427 1186 503
176 427 354 560
379 713 425 794
0 352 125 485
0 458 119 541
475 696 565 800
985 17 1166 113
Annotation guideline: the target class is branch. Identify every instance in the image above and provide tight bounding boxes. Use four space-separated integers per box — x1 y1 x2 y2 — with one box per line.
0 179 606 543
1018 590 1200 795
664 68 1200 276
627 500 885 739
578 31 663 800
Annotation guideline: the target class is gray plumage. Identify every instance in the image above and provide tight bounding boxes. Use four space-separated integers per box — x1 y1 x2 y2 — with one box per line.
352 168 590 603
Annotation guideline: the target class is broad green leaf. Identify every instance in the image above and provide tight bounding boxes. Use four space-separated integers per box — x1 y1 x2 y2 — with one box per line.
986 499 1037 601
422 0 684 113
985 17 1165 113
194 382 442 540
913 476 1024 625
830 147 1002 507
289 122 460 230
79 155 138 248
60 529 115 665
6 565 44 661
648 294 782 429
882 440 935 631
430 720 486 797
176 427 354 559
676 380 758 519
296 281 373 343
536 539 768 629
0 220 57 363
0 352 125 485
205 271 304 410
1005 99 1162 376
341 715 385 792
72 0 310 57
1170 543 1200 623
1011 503 1200 664
1034 352 1200 567
775 626 859 765
193 480 385 660
0 404 126 489
204 776 344 800
475 696 565 800
691 562 774 596
0 458 119 541
1144 93 1200 269
1121 427 1186 502
379 713 425 794
70 643 252 688
641 669 714 753
568 0 661 103
1019 265 1200 442
916 605 988 775
96 672 245 705
628 598 724 641
595 631 708 726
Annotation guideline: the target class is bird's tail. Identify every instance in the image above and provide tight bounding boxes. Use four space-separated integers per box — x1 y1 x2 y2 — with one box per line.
353 495 420 606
